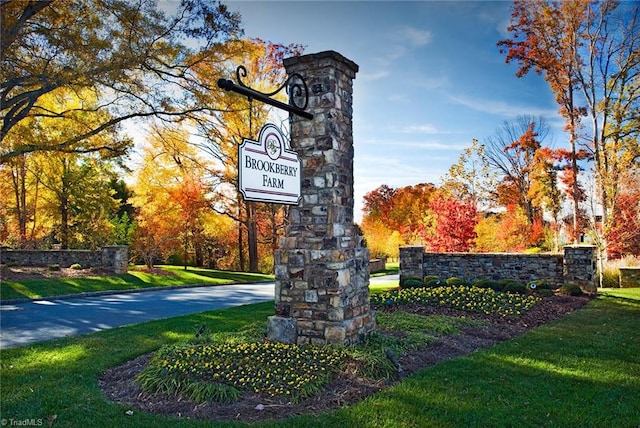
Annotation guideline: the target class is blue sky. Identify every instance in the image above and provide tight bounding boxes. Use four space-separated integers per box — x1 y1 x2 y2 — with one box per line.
224 0 565 221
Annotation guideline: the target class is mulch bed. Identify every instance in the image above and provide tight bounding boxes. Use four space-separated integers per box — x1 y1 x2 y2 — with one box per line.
2 265 173 280
1 266 114 280
98 294 591 424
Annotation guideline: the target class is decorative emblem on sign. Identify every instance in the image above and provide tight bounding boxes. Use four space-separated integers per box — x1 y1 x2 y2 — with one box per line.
238 123 301 205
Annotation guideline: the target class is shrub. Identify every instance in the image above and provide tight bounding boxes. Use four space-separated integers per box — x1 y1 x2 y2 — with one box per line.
499 279 526 294
472 279 500 291
70 263 82 270
558 282 583 296
523 247 542 254
400 276 422 287
446 277 469 287
529 279 552 290
601 267 619 288
423 276 443 288
47 264 60 271
402 278 426 289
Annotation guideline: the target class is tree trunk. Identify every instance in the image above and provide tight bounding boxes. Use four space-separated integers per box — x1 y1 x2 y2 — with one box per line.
9 156 28 245
59 159 70 249
238 220 245 272
247 202 259 273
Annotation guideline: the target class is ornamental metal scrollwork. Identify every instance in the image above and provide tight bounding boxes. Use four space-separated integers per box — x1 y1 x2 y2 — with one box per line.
217 65 312 120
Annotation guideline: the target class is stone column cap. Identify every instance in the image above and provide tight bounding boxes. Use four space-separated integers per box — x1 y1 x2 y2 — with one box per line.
284 50 359 75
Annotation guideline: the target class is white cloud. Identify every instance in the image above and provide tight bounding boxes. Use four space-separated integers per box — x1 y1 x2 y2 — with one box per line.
398 124 439 134
398 25 433 47
448 94 557 118
359 70 390 81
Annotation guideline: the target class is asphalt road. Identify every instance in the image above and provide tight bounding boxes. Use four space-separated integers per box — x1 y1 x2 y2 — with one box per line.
0 275 398 349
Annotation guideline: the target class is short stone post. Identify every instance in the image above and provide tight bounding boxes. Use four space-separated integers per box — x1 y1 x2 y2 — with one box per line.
563 245 597 292
399 246 425 283
101 246 129 274
266 51 375 345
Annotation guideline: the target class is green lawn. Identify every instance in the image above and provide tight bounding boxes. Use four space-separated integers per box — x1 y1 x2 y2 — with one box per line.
1 264 397 302
1 290 638 427
0 265 274 301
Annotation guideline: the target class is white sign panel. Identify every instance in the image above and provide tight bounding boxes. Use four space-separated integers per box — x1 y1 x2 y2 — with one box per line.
238 123 301 205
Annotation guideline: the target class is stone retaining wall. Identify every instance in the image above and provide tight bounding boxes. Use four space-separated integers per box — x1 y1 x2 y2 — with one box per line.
400 245 597 291
369 258 386 273
0 246 129 274
619 267 640 288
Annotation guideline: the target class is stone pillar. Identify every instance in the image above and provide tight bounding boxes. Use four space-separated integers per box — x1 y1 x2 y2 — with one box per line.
266 51 375 346
399 246 425 283
563 245 597 292
101 246 129 274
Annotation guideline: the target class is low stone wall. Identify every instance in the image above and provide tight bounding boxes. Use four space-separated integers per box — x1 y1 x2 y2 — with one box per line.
619 267 640 288
400 245 597 291
369 258 386 273
0 246 129 274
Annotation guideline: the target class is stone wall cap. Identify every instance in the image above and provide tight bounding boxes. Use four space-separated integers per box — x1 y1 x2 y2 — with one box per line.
284 50 359 73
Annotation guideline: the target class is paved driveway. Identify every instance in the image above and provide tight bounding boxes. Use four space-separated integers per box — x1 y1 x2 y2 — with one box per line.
0 283 275 349
0 275 398 349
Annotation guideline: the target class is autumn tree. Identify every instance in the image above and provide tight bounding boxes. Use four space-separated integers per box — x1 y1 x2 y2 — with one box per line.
130 123 213 267
484 116 552 226
499 0 640 252
529 147 564 251
192 38 303 272
606 169 640 259
422 192 477 252
440 138 496 208
0 0 241 163
0 88 124 248
499 1 588 243
361 183 436 246
474 207 532 253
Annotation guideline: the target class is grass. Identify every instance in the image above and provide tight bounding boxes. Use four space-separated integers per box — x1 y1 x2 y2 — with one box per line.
1 288 638 427
1 263 396 302
0 265 274 302
370 261 399 277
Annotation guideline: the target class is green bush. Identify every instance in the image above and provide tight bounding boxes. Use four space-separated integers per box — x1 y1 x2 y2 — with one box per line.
529 279 553 290
402 278 426 289
70 263 82 270
558 282 584 296
472 279 500 291
423 275 443 288
47 264 60 271
601 268 619 288
446 277 469 287
499 279 526 294
400 276 423 287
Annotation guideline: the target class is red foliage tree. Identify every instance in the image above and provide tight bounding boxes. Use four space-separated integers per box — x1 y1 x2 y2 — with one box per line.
607 190 640 259
424 193 477 252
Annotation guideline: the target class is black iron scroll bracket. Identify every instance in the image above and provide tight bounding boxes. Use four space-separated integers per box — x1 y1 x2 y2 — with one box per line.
217 65 313 120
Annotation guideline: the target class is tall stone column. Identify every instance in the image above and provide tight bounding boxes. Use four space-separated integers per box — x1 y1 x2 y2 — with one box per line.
266 51 375 345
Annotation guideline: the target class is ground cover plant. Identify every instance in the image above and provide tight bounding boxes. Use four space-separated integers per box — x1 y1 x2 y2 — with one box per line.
134 310 481 406
0 265 274 301
372 285 541 317
2 288 638 427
